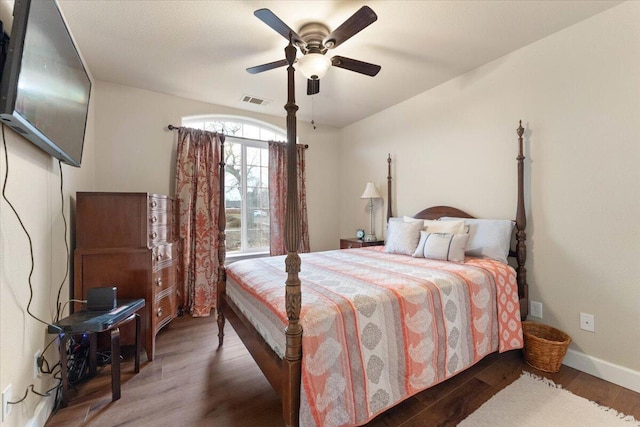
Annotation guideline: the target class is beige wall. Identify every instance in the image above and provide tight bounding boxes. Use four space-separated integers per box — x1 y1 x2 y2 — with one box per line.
341 1 640 384
93 81 341 252
0 2 96 426
0 87 96 427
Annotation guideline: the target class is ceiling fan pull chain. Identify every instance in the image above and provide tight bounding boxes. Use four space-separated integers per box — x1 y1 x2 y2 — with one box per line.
311 96 316 130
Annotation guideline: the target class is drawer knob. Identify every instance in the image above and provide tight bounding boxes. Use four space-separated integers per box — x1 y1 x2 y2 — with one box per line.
150 231 158 240
347 244 353 249
155 278 162 286
151 215 158 224
156 253 163 261
151 200 158 208
157 308 163 317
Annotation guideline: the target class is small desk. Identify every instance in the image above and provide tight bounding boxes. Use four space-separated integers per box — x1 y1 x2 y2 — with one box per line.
50 299 145 407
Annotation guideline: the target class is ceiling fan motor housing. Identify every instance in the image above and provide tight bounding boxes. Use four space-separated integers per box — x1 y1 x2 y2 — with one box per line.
298 22 330 54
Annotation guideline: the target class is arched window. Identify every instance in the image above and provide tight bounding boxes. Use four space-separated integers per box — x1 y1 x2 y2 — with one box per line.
182 116 286 256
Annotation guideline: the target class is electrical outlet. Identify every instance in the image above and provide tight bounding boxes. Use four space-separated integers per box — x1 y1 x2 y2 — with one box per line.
530 300 543 318
2 384 11 422
34 350 42 379
580 312 595 332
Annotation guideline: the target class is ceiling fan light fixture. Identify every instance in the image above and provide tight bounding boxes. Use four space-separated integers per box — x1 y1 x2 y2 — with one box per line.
297 53 331 80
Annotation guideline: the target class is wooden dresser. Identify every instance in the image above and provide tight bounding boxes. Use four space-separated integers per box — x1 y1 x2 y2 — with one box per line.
74 192 179 361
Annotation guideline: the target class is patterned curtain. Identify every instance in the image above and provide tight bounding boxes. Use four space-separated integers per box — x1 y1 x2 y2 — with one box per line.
268 142 310 256
175 127 221 317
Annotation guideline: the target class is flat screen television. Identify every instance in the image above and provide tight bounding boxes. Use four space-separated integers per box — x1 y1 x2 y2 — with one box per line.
0 0 91 167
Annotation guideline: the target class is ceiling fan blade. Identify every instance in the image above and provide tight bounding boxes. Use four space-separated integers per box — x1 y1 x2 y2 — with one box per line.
307 79 320 95
254 9 304 46
246 59 288 74
331 56 381 76
323 6 377 49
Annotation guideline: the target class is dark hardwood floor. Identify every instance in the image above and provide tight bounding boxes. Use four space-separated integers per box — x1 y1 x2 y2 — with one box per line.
46 315 640 426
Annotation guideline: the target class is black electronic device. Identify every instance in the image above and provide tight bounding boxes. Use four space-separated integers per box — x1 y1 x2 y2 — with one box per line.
87 286 117 311
0 0 91 167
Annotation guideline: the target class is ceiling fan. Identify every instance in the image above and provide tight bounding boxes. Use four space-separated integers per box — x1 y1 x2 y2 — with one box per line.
246 6 381 95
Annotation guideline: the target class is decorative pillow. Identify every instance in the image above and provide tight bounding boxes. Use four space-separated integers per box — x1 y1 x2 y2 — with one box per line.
440 217 515 264
384 220 423 255
412 231 469 262
388 217 404 222
402 216 466 234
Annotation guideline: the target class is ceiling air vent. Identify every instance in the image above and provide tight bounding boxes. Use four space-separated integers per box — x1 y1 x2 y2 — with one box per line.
241 94 270 106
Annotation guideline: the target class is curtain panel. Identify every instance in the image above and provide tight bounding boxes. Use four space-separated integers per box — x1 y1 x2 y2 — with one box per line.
268 142 310 256
175 127 222 317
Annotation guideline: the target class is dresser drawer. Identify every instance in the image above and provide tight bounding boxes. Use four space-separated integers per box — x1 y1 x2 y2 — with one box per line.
148 225 171 247
148 209 171 228
148 211 174 246
148 195 169 212
152 263 176 294
154 288 177 330
152 243 176 270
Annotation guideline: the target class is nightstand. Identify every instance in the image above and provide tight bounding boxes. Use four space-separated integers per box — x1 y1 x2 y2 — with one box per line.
340 238 385 249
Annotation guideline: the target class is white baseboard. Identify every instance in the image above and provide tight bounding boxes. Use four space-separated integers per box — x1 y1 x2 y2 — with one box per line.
24 393 55 427
563 348 640 393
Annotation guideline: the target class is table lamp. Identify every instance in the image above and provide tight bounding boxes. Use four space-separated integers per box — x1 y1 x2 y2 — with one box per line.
360 182 381 242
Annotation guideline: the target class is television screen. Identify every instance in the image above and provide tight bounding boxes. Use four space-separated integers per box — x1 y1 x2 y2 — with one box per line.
0 0 91 167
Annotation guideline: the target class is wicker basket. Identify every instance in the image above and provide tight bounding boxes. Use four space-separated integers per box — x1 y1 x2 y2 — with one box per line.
522 321 571 373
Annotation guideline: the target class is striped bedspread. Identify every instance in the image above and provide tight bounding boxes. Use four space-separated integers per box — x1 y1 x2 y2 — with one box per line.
226 247 523 427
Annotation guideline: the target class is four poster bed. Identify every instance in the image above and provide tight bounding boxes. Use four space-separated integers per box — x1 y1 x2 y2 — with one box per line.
214 38 528 427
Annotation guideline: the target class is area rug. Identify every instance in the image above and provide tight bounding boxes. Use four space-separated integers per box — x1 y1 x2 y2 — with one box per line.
459 372 639 426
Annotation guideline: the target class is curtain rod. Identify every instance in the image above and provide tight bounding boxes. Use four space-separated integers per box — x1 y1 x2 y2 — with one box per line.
167 124 308 148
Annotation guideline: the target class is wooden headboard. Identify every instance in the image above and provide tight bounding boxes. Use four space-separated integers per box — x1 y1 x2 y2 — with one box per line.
414 206 474 220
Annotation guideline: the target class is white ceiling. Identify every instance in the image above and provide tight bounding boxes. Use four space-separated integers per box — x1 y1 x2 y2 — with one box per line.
56 0 622 128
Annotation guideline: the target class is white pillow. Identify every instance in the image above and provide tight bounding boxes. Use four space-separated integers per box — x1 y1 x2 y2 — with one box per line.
384 220 423 255
401 216 466 234
413 231 470 262
440 217 515 264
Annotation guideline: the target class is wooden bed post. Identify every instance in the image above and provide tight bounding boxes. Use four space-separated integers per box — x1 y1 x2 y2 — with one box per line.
216 133 227 345
282 34 302 427
515 121 528 319
387 154 392 222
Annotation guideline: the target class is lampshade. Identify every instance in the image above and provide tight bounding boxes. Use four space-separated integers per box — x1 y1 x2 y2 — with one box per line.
360 182 381 199
297 53 331 80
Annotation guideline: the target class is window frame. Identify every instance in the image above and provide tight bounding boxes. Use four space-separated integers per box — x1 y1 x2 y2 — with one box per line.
181 115 287 258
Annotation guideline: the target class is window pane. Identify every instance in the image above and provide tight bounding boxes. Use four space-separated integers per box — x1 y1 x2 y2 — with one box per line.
247 209 269 224
226 230 241 252
261 129 275 141
247 225 269 249
225 142 241 166
225 170 239 189
225 194 241 214
243 124 260 140
252 187 268 209
246 165 260 188
246 146 261 166
224 122 242 136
